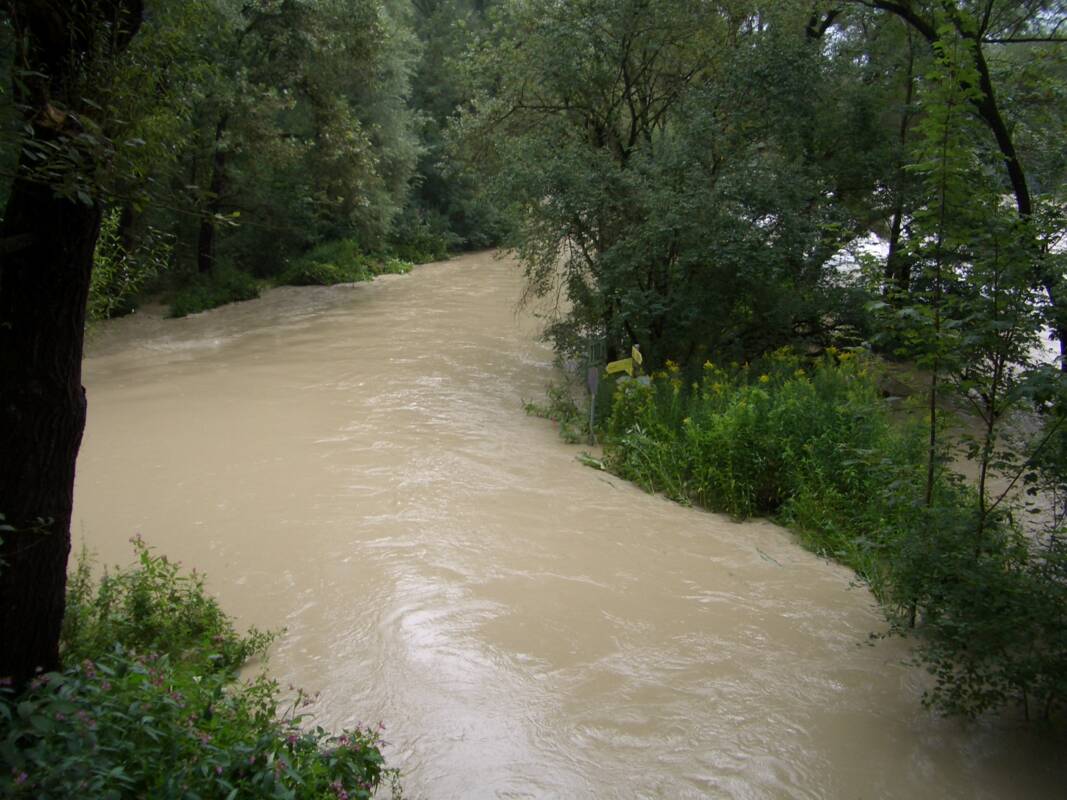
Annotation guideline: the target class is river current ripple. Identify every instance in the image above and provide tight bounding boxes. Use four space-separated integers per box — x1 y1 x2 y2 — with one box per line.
75 251 1064 798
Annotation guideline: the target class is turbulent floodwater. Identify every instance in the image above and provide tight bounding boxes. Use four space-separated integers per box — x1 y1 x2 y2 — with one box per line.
74 252 1064 799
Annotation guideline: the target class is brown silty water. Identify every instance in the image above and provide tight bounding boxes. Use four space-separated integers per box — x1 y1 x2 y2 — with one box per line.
73 251 1064 798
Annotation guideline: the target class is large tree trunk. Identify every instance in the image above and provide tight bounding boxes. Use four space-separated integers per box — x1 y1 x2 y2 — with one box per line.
0 0 141 688
0 165 99 687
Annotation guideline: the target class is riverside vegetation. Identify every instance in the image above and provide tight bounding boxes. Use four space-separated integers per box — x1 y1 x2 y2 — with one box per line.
3 0 1067 792
476 0 1067 724
46 0 505 326
166 240 416 319
597 352 1067 720
0 539 401 799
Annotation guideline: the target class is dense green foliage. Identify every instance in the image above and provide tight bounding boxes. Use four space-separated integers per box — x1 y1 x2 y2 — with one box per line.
483 0 1067 723
0 540 399 799
4 0 1067 748
88 211 173 322
0 0 502 323
168 268 262 318
275 240 414 288
276 240 376 287
602 352 1067 719
605 352 915 530
457 0 902 364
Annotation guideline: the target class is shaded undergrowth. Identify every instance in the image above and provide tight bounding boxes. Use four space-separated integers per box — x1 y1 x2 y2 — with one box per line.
1 538 401 799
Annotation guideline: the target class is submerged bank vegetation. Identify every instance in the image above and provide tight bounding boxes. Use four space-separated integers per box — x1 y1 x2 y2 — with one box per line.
473 1 1067 722
601 352 1067 720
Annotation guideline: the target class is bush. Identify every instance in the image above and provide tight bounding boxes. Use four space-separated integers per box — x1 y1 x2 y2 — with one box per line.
899 511 1067 720
89 209 172 322
168 268 260 318
276 260 359 287
388 242 447 266
61 537 271 671
0 540 400 799
601 349 1067 720
605 351 909 524
388 209 455 264
275 240 415 286
276 240 374 287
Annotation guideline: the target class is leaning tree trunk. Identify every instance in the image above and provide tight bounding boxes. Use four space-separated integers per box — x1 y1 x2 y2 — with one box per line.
0 0 142 689
0 164 100 687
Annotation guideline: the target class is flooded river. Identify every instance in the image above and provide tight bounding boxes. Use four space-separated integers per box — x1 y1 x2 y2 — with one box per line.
73 252 1063 798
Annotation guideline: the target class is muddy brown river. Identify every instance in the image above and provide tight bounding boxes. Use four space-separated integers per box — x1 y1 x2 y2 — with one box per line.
73 251 1064 798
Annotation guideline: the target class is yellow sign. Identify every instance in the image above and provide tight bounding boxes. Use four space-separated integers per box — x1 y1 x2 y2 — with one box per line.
631 345 643 366
605 358 634 377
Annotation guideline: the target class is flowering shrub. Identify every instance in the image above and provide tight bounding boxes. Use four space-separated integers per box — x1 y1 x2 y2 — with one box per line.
605 349 913 527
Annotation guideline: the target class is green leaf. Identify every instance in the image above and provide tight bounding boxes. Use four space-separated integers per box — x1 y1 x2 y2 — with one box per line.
29 714 54 734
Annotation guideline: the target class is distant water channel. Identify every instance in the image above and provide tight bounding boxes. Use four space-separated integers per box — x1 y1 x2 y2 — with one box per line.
74 251 1065 798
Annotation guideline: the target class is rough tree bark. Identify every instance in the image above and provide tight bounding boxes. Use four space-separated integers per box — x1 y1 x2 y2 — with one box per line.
0 0 142 688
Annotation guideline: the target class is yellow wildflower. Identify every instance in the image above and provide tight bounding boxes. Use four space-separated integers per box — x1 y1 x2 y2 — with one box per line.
758 374 770 384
